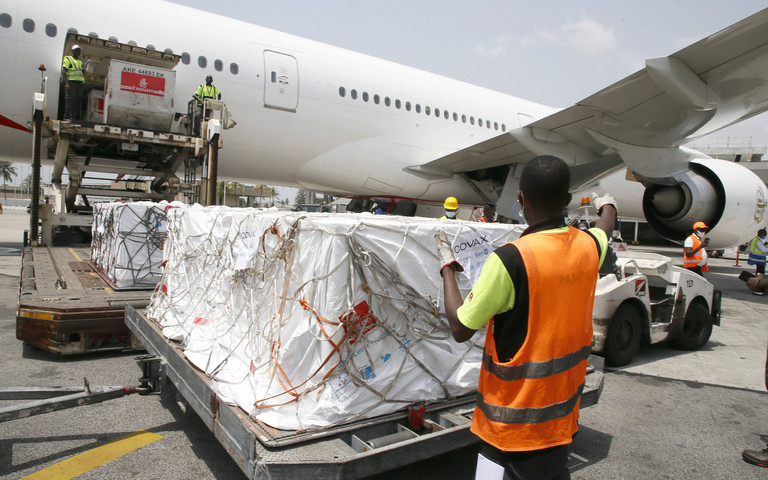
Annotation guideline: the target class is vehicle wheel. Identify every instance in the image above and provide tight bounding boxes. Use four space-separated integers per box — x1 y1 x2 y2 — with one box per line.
604 303 643 367
670 301 713 350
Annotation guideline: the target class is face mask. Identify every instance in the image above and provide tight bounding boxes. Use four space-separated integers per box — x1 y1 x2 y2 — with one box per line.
445 210 456 218
698 230 706 240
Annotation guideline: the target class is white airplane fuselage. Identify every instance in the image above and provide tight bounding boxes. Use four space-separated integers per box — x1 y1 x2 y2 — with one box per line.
0 0 557 207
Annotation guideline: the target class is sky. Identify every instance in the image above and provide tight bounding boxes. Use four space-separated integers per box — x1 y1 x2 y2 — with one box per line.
175 0 768 148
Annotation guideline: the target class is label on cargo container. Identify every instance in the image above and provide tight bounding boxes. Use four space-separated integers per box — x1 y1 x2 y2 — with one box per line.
451 229 493 289
340 301 378 345
120 70 166 97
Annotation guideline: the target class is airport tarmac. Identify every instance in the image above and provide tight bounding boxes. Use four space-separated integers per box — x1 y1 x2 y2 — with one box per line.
1 207 767 479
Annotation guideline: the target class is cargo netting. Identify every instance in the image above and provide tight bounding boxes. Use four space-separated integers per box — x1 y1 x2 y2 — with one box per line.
92 201 184 289
146 206 524 429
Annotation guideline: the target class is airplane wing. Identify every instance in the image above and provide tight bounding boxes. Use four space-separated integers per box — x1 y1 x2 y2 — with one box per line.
411 8 768 187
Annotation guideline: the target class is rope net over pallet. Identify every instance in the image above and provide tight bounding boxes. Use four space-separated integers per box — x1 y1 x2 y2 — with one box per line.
92 201 183 289
146 206 524 430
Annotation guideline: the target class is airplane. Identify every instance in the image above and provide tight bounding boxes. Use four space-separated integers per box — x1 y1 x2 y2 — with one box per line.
1 0 768 249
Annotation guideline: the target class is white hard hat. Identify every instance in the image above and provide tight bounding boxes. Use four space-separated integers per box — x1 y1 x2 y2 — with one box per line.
72 44 81 50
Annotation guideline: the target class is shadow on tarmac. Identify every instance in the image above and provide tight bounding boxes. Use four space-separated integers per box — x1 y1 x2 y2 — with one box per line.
569 424 613 473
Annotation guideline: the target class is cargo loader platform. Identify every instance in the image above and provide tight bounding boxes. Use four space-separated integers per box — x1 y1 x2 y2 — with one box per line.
125 305 605 479
16 246 152 354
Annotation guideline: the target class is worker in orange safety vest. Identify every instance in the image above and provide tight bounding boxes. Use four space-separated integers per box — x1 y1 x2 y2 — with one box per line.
683 221 710 276
477 202 497 223
436 155 616 480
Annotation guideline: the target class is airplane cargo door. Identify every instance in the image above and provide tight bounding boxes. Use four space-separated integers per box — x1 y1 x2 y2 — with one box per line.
263 51 298 112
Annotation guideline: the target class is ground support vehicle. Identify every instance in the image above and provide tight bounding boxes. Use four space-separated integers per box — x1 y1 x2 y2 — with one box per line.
18 33 229 354
125 305 605 479
16 246 151 354
591 248 721 366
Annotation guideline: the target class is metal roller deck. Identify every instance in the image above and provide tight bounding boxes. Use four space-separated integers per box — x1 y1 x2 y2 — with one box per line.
125 305 605 479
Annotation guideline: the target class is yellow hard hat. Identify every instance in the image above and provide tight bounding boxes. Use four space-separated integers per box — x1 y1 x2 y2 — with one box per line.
444 196 458 210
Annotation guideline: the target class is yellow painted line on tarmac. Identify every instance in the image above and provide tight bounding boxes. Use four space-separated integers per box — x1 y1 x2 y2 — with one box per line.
68 248 83 262
20 430 163 480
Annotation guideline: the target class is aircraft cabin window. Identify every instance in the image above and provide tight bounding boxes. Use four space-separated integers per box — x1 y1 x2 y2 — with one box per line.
67 28 77 34
271 71 276 82
339 86 346 97
444 111 449 120
230 63 238 74
405 101 411 111
198 56 207 68
374 94 380 104
425 106 431 115
486 120 491 128
461 114 466 123
89 32 99 38
470 116 475 125
109 36 118 42
494 122 499 130
435 108 440 117
147 44 156 50
363 92 369 102
478 118 483 127
384 97 391 106
502 124 507 132
214 59 223 72
164 48 173 54
22 18 34 33
415 104 421 113
395 99 401 109
181 52 190 65
127 40 137 46
453 112 458 121
45 23 56 37
0 14 11 28
351 89 358 100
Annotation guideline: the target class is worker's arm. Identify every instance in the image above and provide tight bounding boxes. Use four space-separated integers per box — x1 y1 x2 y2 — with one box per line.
441 266 476 343
591 193 617 237
61 58 69 83
684 237 709 257
747 274 766 292
435 230 475 342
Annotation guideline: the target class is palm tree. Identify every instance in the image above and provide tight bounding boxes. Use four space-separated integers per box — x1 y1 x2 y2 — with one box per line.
0 162 17 203
21 174 32 197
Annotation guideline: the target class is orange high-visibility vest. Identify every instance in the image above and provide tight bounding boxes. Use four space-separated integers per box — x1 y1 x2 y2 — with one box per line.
471 227 598 452
683 234 709 271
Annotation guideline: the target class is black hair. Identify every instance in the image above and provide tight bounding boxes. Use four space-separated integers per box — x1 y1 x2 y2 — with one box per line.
759 228 766 237
519 155 570 212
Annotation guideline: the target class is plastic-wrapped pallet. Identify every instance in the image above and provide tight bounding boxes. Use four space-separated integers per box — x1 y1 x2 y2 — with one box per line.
92 201 183 288
146 206 525 430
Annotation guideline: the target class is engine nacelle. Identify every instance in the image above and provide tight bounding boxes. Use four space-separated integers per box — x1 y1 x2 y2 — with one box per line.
642 158 768 248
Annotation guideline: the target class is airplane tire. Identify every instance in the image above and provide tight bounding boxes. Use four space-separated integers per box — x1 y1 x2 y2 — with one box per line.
670 301 713 351
604 303 643 367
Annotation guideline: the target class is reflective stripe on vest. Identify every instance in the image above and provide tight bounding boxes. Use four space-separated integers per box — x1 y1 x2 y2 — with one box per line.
748 237 766 265
477 383 585 425
481 345 592 381
63 56 84 82
470 226 598 452
683 234 708 271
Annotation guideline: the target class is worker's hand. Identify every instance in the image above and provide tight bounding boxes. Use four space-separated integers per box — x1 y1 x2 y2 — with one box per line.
591 192 618 216
747 274 763 292
435 230 464 273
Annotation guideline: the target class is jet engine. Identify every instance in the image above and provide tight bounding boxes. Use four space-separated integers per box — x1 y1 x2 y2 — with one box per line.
642 159 768 248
